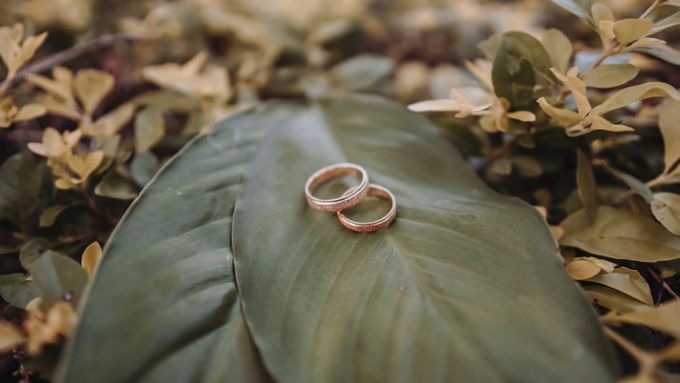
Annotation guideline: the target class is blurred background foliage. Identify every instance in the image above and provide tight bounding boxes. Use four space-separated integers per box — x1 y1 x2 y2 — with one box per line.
0 0 680 381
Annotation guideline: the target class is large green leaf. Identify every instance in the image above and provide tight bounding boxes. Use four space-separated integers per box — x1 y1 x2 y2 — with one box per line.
54 105 303 382
232 94 618 382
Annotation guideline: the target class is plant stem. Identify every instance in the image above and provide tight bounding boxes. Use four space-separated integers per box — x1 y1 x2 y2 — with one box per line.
0 74 13 96
647 266 680 300
6 34 148 92
584 42 619 74
583 0 660 76
640 0 663 19
604 327 658 371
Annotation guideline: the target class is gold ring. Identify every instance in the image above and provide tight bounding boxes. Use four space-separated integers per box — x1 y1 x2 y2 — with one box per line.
337 184 397 232
304 163 369 212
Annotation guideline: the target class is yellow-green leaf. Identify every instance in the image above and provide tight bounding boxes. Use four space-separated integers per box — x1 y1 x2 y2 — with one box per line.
591 82 680 116
602 164 653 202
94 168 138 200
588 114 634 133
26 73 74 103
541 29 573 73
651 192 680 235
73 69 115 114
91 103 135 137
14 104 46 121
577 149 597 223
651 12 680 34
659 99 680 174
583 285 650 314
591 3 614 24
583 64 639 89
537 97 582 125
613 18 653 45
604 300 680 338
586 267 653 306
14 32 47 72
560 206 680 262
134 107 165 153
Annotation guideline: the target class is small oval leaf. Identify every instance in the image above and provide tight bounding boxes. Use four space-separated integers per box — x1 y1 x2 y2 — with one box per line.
583 64 638 88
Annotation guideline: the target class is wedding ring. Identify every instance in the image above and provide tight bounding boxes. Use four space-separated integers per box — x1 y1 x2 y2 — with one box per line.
304 163 369 212
337 184 397 233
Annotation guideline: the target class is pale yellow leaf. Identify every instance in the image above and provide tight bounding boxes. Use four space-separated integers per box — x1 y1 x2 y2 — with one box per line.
583 64 639 89
591 3 614 24
604 300 680 337
591 82 680 116
600 164 653 202
134 107 165 153
68 151 103 181
408 99 467 113
13 32 47 72
597 20 616 44
541 29 572 74
464 59 493 90
14 103 46 121
54 178 75 190
583 285 649 314
0 28 14 72
84 151 104 177
27 142 48 156
26 73 74 103
613 18 653 45
25 298 43 318
629 37 666 49
479 114 496 132
659 99 680 174
73 69 115 114
560 206 680 262
196 65 230 99
588 115 635 133
53 66 73 89
586 267 654 306
584 257 618 272
537 97 582 125
90 103 135 137
651 11 680 34
36 94 80 120
567 77 591 116
651 192 680 235
506 111 535 122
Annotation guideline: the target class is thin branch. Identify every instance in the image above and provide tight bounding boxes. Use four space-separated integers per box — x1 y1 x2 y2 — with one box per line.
583 0 660 75
584 42 620 74
648 266 680 300
10 34 150 87
640 0 663 19
604 326 658 370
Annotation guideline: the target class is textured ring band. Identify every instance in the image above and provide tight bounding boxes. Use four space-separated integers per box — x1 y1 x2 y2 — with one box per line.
337 184 397 233
304 163 369 212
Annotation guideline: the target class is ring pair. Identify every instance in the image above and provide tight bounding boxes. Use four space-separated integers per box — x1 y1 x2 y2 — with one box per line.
304 163 397 233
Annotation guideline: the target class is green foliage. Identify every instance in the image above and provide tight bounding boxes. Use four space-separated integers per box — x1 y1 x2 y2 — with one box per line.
59 97 617 382
0 0 679 381
56 107 297 382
